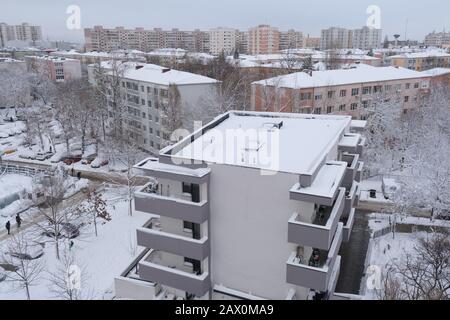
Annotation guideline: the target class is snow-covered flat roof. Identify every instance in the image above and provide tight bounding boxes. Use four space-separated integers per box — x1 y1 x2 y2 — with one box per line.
252 64 428 89
167 111 351 175
135 157 210 177
25 55 79 62
339 133 361 148
421 68 450 77
290 161 347 199
96 61 219 85
389 50 450 59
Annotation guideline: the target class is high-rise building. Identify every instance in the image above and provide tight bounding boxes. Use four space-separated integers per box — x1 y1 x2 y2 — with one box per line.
0 22 42 47
209 28 239 55
279 29 304 50
352 26 382 50
320 27 353 50
248 25 280 55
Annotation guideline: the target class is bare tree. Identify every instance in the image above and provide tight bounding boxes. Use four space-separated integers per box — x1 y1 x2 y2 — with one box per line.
160 83 183 142
33 168 72 260
47 250 92 300
76 188 110 237
1 234 44 300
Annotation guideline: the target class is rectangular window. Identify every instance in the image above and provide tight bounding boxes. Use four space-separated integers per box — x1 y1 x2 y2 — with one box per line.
313 107 321 114
404 96 409 102
339 104 346 111
314 94 322 101
362 86 371 95
327 91 335 99
327 106 334 114
350 103 358 110
340 90 346 97
351 88 359 96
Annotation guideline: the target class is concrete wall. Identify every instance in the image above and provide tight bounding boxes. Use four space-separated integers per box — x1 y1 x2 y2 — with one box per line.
207 163 313 300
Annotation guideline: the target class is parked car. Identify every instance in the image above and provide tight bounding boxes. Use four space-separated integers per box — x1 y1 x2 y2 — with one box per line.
81 153 97 165
50 152 66 163
42 222 80 239
91 158 109 168
62 156 82 165
9 245 44 260
35 152 53 161
0 132 8 139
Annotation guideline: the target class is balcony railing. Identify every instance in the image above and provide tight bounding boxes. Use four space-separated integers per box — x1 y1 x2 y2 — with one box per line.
341 208 356 242
343 182 359 218
136 221 210 261
355 161 364 183
341 153 359 189
286 223 343 292
288 188 345 251
138 249 211 297
134 183 209 224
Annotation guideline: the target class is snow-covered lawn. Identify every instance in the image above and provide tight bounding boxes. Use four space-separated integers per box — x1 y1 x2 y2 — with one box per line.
0 186 152 300
364 231 428 299
0 174 33 226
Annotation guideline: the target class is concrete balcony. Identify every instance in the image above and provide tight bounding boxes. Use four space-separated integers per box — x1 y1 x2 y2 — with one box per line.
355 161 364 183
341 208 356 242
341 153 359 189
138 250 211 297
136 222 210 261
343 182 359 218
338 133 361 154
134 185 209 224
286 223 343 292
357 137 366 157
288 188 345 251
290 162 347 206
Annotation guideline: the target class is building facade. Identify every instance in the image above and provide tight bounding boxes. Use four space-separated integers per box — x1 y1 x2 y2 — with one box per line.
114 110 364 300
352 27 382 50
87 61 219 154
0 22 42 47
424 31 450 47
320 28 353 50
25 55 82 82
209 28 239 55
388 51 450 71
279 30 304 50
84 26 210 53
248 25 280 55
251 65 431 119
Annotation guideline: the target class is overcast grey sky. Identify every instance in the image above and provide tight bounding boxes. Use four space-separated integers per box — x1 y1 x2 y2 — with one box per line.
1 0 449 43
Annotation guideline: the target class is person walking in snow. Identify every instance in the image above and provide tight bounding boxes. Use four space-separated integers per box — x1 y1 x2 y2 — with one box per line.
5 221 10 235
16 214 22 228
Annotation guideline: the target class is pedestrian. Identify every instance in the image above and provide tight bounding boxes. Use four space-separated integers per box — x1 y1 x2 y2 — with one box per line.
69 240 74 251
71 167 75 177
5 221 10 235
16 214 22 228
77 171 81 180
49 145 53 153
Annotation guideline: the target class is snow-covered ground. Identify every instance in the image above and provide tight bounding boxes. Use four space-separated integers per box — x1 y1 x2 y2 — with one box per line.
362 213 450 299
0 186 153 300
0 174 33 226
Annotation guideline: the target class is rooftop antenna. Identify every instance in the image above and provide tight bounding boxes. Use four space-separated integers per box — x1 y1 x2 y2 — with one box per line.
404 18 409 45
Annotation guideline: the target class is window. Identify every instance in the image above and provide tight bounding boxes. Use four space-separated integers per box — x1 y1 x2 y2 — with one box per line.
404 96 409 102
405 83 410 89
385 85 392 92
156 130 160 137
183 221 193 231
414 83 419 89
351 88 359 96
362 100 369 108
150 141 154 147
155 116 159 123
362 86 371 95
350 103 358 110
141 99 145 105
313 107 321 114
326 106 334 114
314 94 322 101
327 91 335 99
141 86 145 92
373 86 382 93
340 90 346 97
300 92 311 100
339 104 346 111
142 112 146 118
147 100 152 108
149 127 153 134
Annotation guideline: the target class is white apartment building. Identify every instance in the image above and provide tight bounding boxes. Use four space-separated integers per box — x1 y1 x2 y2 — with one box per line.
24 55 82 82
320 27 353 50
209 28 239 55
114 110 364 300
87 61 219 154
0 22 42 47
352 27 382 50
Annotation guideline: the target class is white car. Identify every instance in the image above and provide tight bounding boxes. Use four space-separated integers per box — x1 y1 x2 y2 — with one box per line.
0 132 8 139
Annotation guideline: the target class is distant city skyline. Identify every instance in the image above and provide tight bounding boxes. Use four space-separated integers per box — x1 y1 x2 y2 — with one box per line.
1 0 449 44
